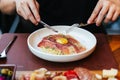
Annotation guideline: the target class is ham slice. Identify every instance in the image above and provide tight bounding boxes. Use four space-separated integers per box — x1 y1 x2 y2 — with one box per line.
74 67 97 80
38 34 86 55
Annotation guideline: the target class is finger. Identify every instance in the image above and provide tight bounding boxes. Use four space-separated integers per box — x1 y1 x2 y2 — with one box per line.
96 4 109 26
112 11 120 21
16 5 28 20
20 9 28 20
35 1 41 21
21 1 38 25
104 5 115 23
29 0 40 22
87 1 102 24
35 1 40 13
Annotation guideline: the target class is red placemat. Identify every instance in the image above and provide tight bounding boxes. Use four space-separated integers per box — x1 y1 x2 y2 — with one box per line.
0 33 118 71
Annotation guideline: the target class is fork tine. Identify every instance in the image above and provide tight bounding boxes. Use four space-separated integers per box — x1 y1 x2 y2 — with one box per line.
66 23 80 34
79 23 88 27
66 23 89 34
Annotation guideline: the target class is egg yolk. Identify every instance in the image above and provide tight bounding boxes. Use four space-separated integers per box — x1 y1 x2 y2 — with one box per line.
56 38 68 44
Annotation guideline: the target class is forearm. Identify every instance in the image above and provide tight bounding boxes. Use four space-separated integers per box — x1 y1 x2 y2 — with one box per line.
0 0 16 14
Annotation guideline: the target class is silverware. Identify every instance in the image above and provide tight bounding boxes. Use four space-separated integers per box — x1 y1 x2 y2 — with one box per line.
0 36 17 58
66 23 89 33
40 20 58 33
79 23 89 27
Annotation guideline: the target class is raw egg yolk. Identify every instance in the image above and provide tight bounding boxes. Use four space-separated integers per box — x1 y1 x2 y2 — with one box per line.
56 38 68 44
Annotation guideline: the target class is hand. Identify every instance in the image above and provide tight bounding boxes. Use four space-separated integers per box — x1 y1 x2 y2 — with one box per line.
0 0 16 14
87 0 120 26
15 0 40 25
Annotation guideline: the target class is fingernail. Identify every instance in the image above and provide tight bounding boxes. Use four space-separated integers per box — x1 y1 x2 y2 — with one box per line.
37 19 40 22
35 22 39 25
37 17 40 22
96 23 100 26
87 20 91 24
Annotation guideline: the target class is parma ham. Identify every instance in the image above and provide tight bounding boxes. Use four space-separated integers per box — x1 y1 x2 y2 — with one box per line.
38 34 86 55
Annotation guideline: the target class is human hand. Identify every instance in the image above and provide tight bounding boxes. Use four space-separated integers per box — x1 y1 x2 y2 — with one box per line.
15 0 40 25
87 0 120 26
0 0 16 14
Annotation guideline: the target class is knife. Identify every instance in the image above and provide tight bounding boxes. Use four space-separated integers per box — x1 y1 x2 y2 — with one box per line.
0 35 17 58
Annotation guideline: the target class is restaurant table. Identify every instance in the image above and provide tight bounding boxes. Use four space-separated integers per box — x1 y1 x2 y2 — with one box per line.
107 35 120 69
0 33 119 71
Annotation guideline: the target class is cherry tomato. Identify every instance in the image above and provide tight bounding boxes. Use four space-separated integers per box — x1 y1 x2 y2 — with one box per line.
64 70 79 80
64 70 76 75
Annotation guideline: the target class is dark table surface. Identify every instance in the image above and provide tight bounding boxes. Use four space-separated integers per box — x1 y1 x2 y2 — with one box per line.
107 35 120 69
0 33 118 71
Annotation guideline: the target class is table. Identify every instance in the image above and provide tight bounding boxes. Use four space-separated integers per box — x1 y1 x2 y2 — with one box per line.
107 35 120 69
0 33 119 71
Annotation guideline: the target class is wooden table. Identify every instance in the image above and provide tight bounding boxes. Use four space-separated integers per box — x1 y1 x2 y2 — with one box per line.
1 34 120 69
107 35 120 69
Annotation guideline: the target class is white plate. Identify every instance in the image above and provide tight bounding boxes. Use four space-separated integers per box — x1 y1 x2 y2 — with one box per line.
27 25 97 62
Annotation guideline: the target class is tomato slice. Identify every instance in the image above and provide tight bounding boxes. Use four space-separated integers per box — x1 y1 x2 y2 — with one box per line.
64 70 76 75
64 70 79 80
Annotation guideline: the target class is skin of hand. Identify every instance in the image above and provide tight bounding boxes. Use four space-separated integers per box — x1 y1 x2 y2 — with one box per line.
0 0 16 14
87 0 120 26
15 0 40 25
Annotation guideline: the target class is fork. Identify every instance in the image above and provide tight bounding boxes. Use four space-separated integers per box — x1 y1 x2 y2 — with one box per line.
66 23 89 33
40 20 58 33
0 36 17 58
79 23 89 27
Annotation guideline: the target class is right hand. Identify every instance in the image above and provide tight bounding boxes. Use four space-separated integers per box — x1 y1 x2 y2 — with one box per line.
15 0 40 25
87 0 120 26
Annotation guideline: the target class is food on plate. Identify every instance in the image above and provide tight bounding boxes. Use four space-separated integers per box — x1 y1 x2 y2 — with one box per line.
95 74 102 80
18 67 97 80
102 68 118 79
37 34 86 55
74 67 97 80
0 68 13 80
18 67 119 80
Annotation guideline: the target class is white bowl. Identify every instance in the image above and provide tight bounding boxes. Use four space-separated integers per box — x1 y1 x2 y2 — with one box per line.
27 25 97 62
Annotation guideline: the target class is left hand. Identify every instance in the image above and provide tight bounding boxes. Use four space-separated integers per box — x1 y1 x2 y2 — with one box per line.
87 0 120 26
0 0 16 14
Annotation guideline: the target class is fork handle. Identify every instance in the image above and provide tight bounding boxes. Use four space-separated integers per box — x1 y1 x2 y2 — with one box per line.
5 35 17 53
